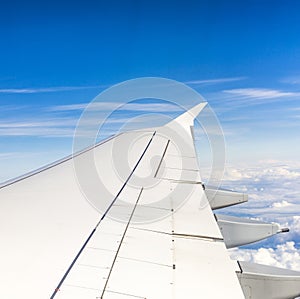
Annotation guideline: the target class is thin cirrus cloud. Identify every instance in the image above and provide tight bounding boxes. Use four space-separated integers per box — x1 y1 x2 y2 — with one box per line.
185 76 247 85
0 113 166 137
0 118 77 128
0 86 102 94
223 88 299 99
0 120 76 137
48 102 184 113
0 77 246 95
0 100 186 138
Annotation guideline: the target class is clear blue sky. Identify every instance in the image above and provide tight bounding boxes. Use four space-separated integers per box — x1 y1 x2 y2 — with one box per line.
1 0 300 180
2 0 300 85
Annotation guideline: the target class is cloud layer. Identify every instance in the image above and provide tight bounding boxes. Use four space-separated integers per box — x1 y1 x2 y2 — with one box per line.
230 240 300 271
223 88 299 99
214 160 300 271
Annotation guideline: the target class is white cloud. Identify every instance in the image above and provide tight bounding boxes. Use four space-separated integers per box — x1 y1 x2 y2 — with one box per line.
272 200 292 208
219 161 300 274
49 103 89 111
1 105 29 112
185 77 246 85
0 119 76 128
290 216 300 234
0 86 100 94
48 102 121 111
0 112 170 137
223 88 299 99
0 117 77 137
49 102 184 113
0 77 246 95
223 162 300 182
230 241 300 271
223 168 252 181
278 216 300 239
217 160 300 229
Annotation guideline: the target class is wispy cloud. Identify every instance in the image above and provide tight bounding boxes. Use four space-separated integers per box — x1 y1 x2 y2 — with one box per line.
0 105 29 112
186 77 246 85
48 102 183 113
0 120 76 137
0 77 246 95
0 77 247 94
223 88 299 99
281 76 300 85
0 100 187 138
0 85 101 94
0 112 168 137
0 118 76 128
49 103 89 111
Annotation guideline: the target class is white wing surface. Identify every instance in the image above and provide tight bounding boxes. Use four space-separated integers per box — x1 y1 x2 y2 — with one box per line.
0 103 245 298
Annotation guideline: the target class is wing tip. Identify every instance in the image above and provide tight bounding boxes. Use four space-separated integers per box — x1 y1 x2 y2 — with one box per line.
166 102 207 129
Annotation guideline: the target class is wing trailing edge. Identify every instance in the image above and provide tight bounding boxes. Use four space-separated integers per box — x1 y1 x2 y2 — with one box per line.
236 261 300 299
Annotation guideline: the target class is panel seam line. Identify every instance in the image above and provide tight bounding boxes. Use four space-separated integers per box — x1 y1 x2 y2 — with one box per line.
50 131 156 298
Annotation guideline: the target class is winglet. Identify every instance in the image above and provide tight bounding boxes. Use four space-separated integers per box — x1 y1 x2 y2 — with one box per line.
166 102 207 131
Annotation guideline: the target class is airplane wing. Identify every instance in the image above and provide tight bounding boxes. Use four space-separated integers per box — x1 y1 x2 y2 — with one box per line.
0 103 299 299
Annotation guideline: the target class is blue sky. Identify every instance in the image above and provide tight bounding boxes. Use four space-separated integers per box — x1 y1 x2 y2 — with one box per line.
1 0 300 269
1 0 300 167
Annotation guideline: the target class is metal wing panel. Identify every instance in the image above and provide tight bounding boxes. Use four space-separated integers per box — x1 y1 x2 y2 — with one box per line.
0 157 99 298
173 238 243 298
0 103 245 298
100 182 244 299
102 228 174 298
0 131 155 299
172 184 223 238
